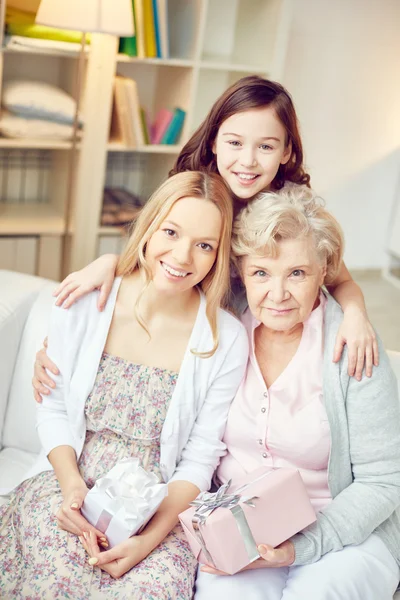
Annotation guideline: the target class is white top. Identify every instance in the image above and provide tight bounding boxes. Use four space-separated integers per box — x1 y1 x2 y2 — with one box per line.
23 278 249 492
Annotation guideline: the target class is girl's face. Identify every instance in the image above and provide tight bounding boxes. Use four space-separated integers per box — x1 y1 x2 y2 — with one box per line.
146 196 222 296
213 106 291 202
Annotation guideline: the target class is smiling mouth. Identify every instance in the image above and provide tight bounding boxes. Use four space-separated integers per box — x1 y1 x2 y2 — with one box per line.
233 172 260 182
161 262 190 278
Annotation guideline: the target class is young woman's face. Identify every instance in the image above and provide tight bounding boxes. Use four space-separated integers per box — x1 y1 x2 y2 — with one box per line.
146 196 222 296
213 107 291 202
241 236 326 333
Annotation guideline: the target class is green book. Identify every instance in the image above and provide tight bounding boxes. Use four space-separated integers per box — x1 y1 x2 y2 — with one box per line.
120 1 137 57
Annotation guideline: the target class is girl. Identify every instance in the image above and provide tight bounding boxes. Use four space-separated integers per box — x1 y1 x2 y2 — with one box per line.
33 76 377 393
0 172 248 599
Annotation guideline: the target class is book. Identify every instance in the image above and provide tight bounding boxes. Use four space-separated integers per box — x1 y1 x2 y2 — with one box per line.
133 0 146 58
113 76 136 147
152 0 161 58
156 0 169 58
140 108 151 144
125 78 145 147
143 0 157 58
161 107 186 144
151 108 173 144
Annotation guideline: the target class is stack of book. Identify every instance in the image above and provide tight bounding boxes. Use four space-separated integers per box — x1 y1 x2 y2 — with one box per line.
119 0 169 59
110 76 186 148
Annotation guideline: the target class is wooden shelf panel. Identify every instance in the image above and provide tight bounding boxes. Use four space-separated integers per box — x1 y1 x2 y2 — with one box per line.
0 138 73 150
0 203 65 235
107 142 181 154
2 45 88 60
117 55 194 68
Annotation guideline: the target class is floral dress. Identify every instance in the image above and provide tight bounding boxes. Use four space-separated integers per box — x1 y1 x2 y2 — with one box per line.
0 352 197 600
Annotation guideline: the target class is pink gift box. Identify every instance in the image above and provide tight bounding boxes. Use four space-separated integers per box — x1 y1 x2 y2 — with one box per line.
179 467 316 575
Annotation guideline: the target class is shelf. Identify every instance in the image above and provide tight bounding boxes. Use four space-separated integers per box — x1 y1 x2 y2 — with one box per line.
98 225 126 236
0 203 65 235
200 61 267 74
0 138 73 150
2 43 88 60
107 142 181 154
117 55 194 68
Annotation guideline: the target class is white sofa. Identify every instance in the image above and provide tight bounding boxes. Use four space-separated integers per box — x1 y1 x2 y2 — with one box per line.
0 269 399 596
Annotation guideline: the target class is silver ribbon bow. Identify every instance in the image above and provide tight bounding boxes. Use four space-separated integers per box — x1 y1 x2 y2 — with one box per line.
190 479 260 568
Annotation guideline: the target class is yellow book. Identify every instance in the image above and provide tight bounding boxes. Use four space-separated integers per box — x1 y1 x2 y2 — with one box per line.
143 0 157 58
133 0 146 59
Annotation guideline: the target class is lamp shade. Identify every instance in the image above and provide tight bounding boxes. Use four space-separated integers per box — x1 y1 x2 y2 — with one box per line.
36 0 135 36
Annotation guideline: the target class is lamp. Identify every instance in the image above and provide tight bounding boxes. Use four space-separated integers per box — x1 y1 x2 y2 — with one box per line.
35 0 134 272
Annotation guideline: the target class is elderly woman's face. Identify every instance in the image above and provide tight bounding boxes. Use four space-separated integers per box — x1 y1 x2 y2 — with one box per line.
241 236 326 332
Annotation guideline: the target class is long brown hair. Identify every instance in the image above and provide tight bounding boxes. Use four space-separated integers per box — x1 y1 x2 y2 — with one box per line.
170 76 310 191
117 171 233 357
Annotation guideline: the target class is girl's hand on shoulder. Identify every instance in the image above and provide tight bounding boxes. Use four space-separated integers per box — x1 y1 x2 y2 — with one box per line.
200 540 295 575
53 254 119 311
32 338 59 403
79 530 148 578
333 307 379 380
57 482 108 547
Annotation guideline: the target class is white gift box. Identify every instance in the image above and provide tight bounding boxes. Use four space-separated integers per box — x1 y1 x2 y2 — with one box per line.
82 458 168 547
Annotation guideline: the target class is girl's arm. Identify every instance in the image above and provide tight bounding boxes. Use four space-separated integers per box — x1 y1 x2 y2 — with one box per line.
54 253 119 311
326 261 378 380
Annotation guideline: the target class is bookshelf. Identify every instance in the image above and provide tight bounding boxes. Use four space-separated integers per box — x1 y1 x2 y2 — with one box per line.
0 0 293 278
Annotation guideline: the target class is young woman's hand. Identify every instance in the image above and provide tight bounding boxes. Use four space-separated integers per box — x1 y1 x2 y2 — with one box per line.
79 530 148 579
53 254 119 311
57 482 108 547
32 338 59 403
200 540 295 575
333 307 379 380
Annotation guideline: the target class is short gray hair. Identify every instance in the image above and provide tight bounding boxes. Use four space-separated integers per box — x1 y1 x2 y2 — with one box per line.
232 183 344 284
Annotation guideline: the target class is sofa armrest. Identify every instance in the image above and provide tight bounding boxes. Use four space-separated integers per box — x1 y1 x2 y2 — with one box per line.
0 270 57 449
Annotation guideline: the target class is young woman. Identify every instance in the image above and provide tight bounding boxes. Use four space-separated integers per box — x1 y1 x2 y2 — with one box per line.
194 185 400 600
32 77 378 395
0 172 248 599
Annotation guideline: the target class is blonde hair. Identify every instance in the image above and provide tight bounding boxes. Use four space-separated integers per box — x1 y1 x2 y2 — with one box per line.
232 183 344 284
117 171 233 357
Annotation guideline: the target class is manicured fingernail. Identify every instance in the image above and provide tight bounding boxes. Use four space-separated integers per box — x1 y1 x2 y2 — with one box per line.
99 537 107 542
100 542 109 548
83 531 88 539
70 502 79 509
50 381 56 388
258 544 268 554
88 557 99 566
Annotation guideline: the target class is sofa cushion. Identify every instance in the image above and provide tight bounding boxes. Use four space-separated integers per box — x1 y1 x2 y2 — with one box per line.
0 270 54 449
3 282 55 454
0 447 38 505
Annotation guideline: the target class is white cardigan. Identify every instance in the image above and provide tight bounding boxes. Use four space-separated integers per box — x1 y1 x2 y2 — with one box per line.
23 278 249 492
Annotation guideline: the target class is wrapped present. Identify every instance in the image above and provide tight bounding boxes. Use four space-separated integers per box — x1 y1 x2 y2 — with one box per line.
179 467 316 574
82 458 168 548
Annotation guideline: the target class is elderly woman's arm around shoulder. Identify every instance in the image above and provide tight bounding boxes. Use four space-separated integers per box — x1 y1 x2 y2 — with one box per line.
291 335 400 566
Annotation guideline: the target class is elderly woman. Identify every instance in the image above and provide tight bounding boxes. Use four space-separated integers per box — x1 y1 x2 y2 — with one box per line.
195 185 400 600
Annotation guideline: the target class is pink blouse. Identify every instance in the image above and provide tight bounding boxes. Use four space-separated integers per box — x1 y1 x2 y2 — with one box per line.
217 292 332 512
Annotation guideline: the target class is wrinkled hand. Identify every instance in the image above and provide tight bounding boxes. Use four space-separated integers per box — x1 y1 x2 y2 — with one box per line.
32 337 59 403
57 483 108 547
200 540 295 575
52 254 119 311
79 530 148 579
333 308 379 380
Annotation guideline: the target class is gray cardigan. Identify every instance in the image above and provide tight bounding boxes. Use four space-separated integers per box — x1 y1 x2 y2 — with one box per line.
291 294 400 566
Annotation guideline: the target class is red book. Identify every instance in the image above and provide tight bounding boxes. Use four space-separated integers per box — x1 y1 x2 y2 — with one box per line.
151 108 173 144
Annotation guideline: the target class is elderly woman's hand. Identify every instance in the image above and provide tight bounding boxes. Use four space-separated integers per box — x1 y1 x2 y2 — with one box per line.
333 307 379 380
200 540 295 575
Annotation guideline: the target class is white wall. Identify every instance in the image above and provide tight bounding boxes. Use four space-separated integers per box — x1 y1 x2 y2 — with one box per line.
282 0 400 268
